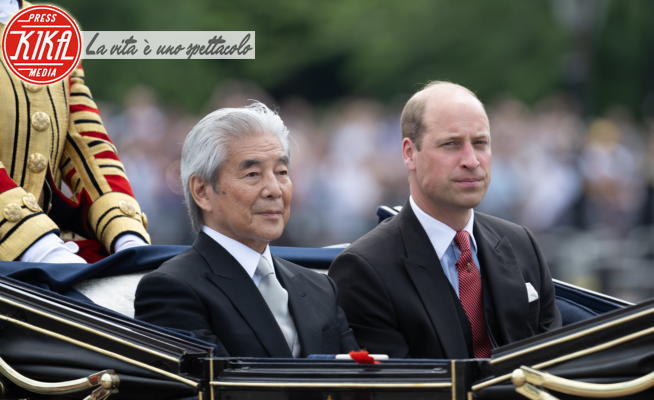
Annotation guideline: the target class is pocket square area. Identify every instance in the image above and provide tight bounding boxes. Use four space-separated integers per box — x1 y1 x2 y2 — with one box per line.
525 282 539 302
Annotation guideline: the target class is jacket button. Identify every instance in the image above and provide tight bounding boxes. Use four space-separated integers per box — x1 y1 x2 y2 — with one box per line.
28 153 47 173
22 193 40 212
25 83 43 92
31 111 51 132
3 204 22 222
118 200 137 217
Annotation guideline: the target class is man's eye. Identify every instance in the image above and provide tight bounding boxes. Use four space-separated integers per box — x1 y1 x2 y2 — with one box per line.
246 172 259 178
277 169 288 176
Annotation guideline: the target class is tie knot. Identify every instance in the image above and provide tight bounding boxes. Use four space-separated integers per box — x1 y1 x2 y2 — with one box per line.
257 256 274 277
454 231 471 253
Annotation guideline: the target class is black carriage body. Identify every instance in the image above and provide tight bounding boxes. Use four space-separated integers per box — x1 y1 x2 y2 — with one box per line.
0 242 650 399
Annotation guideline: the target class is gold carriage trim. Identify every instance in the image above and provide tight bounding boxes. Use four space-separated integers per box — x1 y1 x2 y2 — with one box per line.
0 312 198 388
211 381 452 389
512 366 654 399
0 355 118 397
472 325 654 392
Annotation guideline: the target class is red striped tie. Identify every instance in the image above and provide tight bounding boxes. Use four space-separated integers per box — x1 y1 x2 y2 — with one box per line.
454 231 492 358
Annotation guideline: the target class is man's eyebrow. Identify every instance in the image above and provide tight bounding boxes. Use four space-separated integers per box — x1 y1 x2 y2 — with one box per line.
238 156 289 170
239 159 261 170
438 134 463 142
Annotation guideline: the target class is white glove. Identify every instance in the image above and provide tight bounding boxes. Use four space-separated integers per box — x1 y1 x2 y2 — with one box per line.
19 233 86 264
113 233 149 253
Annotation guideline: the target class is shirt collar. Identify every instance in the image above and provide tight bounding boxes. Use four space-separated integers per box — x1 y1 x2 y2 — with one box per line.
409 196 477 259
202 225 273 279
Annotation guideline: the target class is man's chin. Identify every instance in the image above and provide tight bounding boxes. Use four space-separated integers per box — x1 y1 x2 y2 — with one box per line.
456 196 484 210
457 188 486 205
257 226 285 243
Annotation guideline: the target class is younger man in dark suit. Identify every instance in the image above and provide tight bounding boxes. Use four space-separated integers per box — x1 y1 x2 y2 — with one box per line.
135 102 357 357
329 82 561 359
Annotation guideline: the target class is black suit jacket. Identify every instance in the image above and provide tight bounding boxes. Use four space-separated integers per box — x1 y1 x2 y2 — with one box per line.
328 205 561 359
135 232 358 357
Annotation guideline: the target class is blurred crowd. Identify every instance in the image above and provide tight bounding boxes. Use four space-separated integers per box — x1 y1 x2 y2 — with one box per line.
100 81 654 301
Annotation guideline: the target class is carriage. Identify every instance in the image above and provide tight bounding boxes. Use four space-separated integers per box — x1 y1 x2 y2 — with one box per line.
0 207 651 400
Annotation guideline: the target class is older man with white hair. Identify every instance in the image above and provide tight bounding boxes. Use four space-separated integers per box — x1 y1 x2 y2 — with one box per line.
135 102 357 357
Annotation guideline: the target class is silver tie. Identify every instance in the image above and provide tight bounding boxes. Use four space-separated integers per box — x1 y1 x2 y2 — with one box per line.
256 256 300 357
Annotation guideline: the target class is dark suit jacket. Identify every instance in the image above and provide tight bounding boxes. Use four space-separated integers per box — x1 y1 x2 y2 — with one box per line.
328 205 561 359
135 232 358 357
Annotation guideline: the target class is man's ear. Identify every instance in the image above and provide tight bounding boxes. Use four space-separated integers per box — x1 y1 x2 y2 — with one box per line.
189 176 213 213
402 137 417 171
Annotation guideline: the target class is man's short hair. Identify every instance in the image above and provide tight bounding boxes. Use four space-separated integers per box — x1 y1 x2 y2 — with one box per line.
180 101 290 232
400 81 480 150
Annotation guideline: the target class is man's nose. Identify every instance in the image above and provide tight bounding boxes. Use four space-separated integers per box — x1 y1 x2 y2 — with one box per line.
262 172 282 198
460 143 480 169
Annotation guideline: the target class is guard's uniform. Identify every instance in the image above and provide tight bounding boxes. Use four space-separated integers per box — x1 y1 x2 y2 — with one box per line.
0 27 150 260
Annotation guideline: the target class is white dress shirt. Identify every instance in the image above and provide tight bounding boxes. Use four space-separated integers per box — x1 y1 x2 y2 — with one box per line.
202 225 300 356
201 225 274 287
409 196 481 297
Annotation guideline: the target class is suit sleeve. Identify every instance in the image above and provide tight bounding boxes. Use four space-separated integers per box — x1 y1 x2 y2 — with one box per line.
134 271 228 355
324 274 359 352
61 65 150 252
524 227 562 332
329 251 410 357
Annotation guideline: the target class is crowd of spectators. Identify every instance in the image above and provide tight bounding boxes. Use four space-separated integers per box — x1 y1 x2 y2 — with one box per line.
100 81 654 301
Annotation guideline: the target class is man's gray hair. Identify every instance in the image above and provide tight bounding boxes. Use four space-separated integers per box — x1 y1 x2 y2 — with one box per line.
180 101 290 232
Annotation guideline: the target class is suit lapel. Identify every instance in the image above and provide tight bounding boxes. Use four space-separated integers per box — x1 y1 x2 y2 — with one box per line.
275 257 322 356
195 233 292 357
474 214 530 344
399 206 470 358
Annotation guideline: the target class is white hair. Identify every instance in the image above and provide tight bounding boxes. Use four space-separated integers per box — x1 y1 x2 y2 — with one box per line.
180 101 290 231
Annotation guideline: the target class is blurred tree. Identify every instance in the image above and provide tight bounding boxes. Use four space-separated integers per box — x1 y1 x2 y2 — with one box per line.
56 0 651 118
589 1 654 118
318 0 566 103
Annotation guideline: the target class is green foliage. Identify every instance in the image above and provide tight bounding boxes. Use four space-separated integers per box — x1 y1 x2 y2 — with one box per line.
589 1 654 117
56 0 651 117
